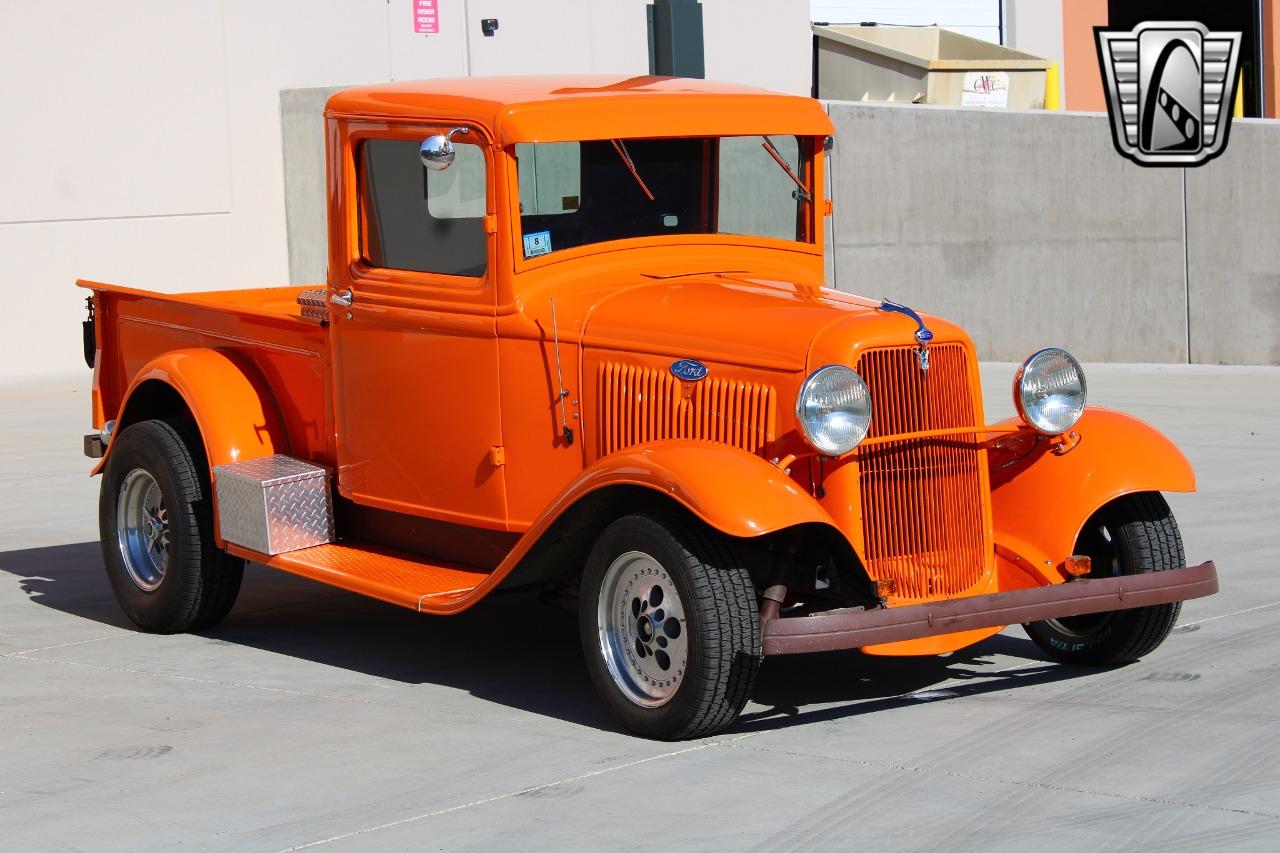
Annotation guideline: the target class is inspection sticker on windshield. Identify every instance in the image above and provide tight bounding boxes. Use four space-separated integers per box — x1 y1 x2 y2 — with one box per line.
523 230 552 258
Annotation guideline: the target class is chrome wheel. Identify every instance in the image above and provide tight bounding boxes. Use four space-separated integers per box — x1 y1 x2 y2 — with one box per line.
596 550 689 708
116 468 170 592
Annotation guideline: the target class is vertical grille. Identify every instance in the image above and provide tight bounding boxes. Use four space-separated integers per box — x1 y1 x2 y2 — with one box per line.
596 362 776 457
855 344 988 599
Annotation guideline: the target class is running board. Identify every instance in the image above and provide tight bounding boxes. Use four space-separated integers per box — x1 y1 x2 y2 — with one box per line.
225 540 489 613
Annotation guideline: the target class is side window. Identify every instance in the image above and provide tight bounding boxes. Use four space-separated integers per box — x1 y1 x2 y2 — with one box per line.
717 136 802 241
359 138 488 277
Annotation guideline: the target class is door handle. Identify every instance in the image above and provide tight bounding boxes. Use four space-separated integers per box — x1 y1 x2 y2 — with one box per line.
330 289 353 307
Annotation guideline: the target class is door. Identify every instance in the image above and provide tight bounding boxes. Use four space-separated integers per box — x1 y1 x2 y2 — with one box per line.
329 122 508 531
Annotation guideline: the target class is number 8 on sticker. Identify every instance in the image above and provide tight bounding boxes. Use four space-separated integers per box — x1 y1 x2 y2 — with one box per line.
523 230 552 258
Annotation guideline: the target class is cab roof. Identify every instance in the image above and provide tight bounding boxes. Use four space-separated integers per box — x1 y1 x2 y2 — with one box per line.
325 75 834 145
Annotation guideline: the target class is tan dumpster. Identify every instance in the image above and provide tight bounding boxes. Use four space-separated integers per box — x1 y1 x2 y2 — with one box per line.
813 24 1052 109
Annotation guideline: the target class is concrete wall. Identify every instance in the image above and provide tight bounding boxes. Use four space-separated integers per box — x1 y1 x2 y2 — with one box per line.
824 102 1280 364
283 88 344 286
825 102 1188 362
1185 121 1280 364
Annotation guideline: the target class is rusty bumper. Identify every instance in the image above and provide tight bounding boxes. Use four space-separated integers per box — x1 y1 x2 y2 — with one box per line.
762 561 1218 656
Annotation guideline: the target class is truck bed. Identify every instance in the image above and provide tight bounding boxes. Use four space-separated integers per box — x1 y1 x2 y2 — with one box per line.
80 280 333 467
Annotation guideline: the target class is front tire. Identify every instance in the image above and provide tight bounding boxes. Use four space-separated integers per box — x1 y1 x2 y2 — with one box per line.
580 513 760 740
1025 492 1184 665
100 419 244 633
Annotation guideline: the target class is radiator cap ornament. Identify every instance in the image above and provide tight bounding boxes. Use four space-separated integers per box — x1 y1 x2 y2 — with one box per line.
670 359 708 382
878 299 933 373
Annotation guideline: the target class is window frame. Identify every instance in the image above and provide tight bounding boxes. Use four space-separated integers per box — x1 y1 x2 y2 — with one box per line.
504 134 821 274
345 121 496 299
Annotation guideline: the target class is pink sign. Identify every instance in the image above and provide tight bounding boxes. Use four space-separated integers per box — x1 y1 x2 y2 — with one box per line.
414 0 439 34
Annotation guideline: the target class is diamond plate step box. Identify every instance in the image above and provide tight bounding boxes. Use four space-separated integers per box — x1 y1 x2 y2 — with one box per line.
214 455 333 555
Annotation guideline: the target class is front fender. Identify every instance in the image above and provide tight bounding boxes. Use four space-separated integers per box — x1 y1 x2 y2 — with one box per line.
445 441 843 614
990 407 1195 584
94 348 288 475
551 441 837 538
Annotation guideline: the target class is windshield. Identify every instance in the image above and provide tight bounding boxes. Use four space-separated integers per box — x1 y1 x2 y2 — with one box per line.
514 135 813 259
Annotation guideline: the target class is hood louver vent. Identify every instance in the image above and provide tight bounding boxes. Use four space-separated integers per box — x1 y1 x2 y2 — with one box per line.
596 362 776 458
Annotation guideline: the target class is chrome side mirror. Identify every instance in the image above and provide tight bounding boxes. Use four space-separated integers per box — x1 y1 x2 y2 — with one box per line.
419 126 470 171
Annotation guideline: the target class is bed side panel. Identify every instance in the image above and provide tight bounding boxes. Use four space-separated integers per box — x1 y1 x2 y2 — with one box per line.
90 287 333 466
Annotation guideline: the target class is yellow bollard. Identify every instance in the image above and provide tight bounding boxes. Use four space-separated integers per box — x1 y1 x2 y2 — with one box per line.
1233 69 1245 118
1044 62 1062 110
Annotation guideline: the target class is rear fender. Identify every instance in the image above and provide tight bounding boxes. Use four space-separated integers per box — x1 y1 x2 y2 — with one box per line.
990 407 1195 585
93 348 288 476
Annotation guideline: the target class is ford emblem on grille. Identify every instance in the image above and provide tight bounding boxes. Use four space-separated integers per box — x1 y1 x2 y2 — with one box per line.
670 359 709 382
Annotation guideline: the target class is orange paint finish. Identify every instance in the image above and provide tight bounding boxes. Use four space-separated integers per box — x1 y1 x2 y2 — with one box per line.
331 306 507 529
80 282 330 467
425 441 843 615
226 540 488 612
854 343 994 601
80 77 1207 661
861 627 1005 657
327 76 835 147
989 407 1196 576
113 348 288 466
566 442 836 538
326 117 510 531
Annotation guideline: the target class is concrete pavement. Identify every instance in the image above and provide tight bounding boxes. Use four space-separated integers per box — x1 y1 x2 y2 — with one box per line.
1 364 1277 851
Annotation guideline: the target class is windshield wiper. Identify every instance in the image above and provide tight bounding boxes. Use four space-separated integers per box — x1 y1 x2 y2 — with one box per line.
760 136 811 201
610 139 655 201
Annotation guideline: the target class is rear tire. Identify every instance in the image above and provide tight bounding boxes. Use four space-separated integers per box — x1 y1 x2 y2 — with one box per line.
580 513 760 740
1025 492 1183 665
99 419 243 633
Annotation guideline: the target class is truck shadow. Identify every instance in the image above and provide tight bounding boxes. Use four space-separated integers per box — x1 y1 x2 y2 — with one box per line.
1 541 1088 736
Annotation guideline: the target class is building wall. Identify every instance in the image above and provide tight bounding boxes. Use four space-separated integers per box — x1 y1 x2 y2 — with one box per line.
2 1 394 384
811 2 1003 43
0 0 811 383
1005 0 1065 105
1060 0 1108 111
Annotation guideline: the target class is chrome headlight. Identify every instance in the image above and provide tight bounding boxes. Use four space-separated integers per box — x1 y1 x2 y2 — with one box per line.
796 365 872 455
1014 348 1087 435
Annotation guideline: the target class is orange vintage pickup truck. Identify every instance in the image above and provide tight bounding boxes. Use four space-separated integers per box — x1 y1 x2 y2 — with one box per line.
80 76 1217 739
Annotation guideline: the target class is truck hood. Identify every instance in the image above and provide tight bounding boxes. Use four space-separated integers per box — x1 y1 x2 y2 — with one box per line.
580 273 966 373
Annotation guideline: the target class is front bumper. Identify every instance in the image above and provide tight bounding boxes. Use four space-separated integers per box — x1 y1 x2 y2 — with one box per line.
762 561 1218 655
